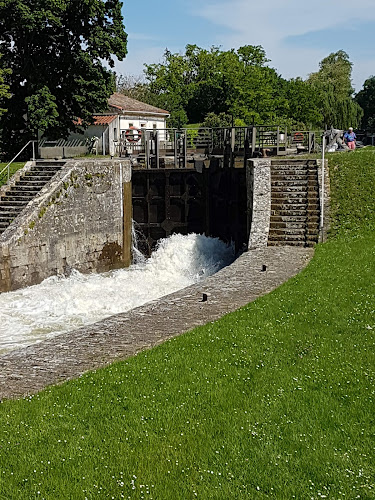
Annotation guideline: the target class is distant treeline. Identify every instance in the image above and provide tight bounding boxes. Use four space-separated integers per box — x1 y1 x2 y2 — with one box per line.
118 45 374 131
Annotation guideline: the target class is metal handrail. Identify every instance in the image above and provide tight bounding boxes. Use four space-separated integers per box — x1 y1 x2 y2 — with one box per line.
0 140 37 183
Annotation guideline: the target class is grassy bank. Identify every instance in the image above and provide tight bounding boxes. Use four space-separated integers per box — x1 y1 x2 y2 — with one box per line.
0 162 25 188
0 151 374 499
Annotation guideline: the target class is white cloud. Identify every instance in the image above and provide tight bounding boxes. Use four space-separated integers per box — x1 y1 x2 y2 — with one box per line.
191 0 375 88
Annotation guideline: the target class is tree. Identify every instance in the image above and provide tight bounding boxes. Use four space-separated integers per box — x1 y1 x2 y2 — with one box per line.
0 57 11 118
307 50 363 129
355 76 375 129
116 74 152 103
0 0 127 155
283 78 323 129
141 44 289 126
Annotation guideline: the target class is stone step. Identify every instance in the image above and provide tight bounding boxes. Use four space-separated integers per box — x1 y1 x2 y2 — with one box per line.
272 174 318 181
269 228 318 236
268 240 316 248
21 175 53 182
24 171 57 178
0 206 20 214
270 215 320 223
0 200 28 207
271 170 310 177
5 189 41 197
10 185 41 193
0 217 15 224
30 163 61 169
15 181 47 188
271 165 318 175
271 185 319 192
271 179 309 186
272 160 318 166
271 162 318 167
1 197 34 205
271 210 320 218
271 199 319 207
272 191 318 198
35 160 66 166
268 232 318 241
269 221 320 230
271 181 318 189
271 197 319 205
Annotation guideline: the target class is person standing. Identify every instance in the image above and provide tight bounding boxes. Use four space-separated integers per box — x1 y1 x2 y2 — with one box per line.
344 127 356 150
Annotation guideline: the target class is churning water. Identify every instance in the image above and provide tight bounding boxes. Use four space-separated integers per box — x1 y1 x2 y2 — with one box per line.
0 233 234 353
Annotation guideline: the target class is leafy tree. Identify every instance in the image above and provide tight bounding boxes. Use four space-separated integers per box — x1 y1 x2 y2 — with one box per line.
202 112 234 129
141 44 289 126
168 109 188 129
0 57 11 118
283 77 323 129
355 76 375 129
0 0 127 155
116 74 153 104
307 50 363 129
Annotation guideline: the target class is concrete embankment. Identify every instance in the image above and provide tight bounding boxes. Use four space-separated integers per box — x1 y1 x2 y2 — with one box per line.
0 159 132 292
0 246 313 400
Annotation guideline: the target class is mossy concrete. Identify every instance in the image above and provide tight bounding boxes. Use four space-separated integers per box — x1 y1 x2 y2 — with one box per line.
0 159 132 292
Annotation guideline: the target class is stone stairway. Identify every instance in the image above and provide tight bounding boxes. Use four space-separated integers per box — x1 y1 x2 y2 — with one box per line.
0 160 65 235
268 160 320 247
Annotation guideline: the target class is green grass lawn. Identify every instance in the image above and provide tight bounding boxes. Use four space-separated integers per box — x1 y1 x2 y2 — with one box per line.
0 162 25 188
0 150 374 499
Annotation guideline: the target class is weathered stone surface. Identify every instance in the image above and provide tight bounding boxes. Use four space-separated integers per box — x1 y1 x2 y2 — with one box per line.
316 159 330 242
247 159 271 249
0 246 313 400
0 159 132 292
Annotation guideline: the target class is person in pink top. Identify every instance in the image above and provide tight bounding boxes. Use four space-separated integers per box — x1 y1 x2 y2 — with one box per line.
344 127 356 149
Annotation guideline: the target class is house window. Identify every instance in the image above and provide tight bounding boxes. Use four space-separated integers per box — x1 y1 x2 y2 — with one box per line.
114 128 118 141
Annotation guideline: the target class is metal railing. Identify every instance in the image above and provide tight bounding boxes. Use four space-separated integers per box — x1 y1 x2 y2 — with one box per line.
0 140 37 184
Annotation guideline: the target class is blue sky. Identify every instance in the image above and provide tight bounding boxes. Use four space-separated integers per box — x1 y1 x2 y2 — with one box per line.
116 0 375 92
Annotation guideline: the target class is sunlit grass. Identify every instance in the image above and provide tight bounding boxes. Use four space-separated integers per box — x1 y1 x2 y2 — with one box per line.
0 151 374 499
0 162 25 187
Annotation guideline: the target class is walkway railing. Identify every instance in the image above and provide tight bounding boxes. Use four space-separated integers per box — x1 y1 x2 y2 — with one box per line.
0 140 37 185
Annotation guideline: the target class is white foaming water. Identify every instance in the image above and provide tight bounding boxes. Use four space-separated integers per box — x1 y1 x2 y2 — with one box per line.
0 233 234 353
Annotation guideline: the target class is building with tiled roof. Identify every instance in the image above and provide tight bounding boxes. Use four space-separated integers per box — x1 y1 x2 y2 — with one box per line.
108 93 169 116
64 94 170 157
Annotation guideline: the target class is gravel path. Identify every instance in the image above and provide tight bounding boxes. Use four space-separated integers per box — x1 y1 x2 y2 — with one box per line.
0 246 314 400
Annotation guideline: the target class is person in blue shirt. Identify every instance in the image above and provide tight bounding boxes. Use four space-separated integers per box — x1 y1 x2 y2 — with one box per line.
343 127 356 150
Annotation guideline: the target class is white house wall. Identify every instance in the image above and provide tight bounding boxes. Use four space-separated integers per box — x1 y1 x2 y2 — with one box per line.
119 115 167 137
69 119 120 156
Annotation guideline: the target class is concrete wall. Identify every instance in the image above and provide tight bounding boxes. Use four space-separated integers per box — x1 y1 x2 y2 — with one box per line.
246 159 272 249
317 159 330 242
0 159 132 293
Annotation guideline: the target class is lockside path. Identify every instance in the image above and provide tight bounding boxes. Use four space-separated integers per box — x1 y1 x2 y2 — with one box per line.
0 246 313 400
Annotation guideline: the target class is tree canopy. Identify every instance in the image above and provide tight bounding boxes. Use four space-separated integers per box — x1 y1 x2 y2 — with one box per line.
355 76 375 130
120 45 364 131
0 0 127 154
306 50 363 129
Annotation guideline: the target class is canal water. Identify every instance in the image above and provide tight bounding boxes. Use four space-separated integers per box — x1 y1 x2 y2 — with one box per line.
0 233 234 353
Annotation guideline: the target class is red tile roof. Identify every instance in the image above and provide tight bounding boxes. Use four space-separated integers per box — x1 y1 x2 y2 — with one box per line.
108 93 169 115
93 115 117 125
75 115 117 126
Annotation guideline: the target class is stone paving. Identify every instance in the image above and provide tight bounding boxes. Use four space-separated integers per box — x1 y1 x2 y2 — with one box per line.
0 246 314 400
